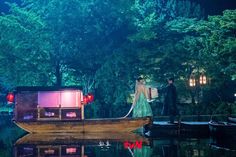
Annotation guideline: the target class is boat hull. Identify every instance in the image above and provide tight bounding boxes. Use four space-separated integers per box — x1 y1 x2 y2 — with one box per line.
209 121 236 139
14 117 151 133
228 117 236 123
149 121 209 137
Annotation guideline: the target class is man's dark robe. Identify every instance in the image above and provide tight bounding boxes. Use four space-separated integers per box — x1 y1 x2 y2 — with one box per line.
162 83 178 117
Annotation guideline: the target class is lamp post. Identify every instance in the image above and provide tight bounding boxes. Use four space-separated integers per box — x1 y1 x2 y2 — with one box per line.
198 73 207 104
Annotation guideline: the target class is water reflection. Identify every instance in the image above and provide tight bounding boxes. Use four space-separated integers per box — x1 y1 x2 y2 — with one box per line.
14 133 150 157
210 136 236 153
159 139 178 157
1 122 236 157
14 133 236 157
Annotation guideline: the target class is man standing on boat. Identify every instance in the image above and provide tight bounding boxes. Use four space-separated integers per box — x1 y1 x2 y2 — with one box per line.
162 77 178 123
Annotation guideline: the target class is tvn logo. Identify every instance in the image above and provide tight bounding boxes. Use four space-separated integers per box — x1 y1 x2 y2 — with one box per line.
123 141 143 149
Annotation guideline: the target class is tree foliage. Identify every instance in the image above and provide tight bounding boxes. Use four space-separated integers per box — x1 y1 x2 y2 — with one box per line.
0 0 235 117
166 9 236 82
0 3 51 88
94 46 141 117
128 0 203 41
165 9 236 106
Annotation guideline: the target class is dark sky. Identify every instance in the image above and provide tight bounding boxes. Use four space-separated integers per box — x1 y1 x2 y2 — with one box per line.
0 0 236 15
195 0 236 15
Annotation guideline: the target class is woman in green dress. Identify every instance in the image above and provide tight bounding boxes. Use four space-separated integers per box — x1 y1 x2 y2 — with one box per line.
128 77 153 156
132 77 153 118
124 77 153 118
122 78 153 157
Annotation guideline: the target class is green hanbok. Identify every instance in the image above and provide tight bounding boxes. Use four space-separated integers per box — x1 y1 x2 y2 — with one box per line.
132 92 153 118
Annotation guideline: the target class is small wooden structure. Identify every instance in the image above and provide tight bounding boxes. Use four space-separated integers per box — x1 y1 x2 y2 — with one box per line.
13 86 151 133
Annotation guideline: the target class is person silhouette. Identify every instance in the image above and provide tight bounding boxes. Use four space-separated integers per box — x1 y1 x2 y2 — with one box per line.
162 77 178 123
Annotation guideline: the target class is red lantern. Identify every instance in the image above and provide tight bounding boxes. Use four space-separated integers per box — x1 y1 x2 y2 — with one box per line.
87 93 94 103
6 92 14 104
83 95 88 105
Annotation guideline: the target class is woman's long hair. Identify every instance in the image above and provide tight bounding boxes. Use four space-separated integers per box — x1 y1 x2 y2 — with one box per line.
135 77 143 93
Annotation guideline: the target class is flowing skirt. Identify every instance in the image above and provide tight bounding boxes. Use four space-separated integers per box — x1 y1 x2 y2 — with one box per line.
132 93 153 118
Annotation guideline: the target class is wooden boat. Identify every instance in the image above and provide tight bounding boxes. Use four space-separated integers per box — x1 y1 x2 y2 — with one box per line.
228 117 236 123
149 121 209 137
150 121 180 137
180 121 209 136
13 86 151 133
209 120 236 138
14 117 151 133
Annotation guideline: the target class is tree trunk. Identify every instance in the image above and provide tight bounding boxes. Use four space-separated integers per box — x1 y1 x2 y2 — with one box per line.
55 62 62 87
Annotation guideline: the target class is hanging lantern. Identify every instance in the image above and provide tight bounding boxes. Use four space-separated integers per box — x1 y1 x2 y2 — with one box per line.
6 92 14 104
199 73 207 85
202 75 207 84
83 95 88 105
189 76 196 87
87 93 94 103
83 93 94 105
199 75 203 85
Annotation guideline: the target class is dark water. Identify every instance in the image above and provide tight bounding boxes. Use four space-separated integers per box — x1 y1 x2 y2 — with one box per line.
1 116 236 157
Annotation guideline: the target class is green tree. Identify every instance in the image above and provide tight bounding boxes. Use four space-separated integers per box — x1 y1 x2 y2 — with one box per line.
125 0 204 85
128 0 203 41
165 9 236 112
166 9 236 85
0 3 52 87
95 46 141 117
21 0 131 88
